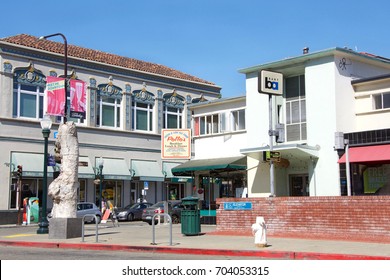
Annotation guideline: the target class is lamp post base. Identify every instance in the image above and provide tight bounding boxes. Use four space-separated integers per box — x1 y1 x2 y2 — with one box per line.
37 221 49 234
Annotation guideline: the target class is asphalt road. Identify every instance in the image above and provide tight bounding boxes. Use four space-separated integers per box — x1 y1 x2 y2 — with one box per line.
0 245 263 260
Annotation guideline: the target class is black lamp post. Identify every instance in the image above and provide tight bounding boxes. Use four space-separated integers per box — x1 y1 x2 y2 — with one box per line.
97 157 104 211
39 33 68 122
37 115 52 234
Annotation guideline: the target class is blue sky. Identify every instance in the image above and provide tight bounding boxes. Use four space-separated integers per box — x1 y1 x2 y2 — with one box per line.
1 0 390 97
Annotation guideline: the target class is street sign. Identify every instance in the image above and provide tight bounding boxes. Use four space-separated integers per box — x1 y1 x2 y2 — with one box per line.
144 181 149 190
264 151 281 162
258 70 283 95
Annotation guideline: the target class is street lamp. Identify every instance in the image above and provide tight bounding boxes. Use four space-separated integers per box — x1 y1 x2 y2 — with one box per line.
97 157 104 211
39 33 68 122
37 115 52 234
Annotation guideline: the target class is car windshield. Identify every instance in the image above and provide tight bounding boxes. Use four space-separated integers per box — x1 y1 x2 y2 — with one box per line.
129 204 140 209
152 202 164 208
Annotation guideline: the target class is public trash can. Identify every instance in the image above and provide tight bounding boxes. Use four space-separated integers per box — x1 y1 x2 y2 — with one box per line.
181 196 201 236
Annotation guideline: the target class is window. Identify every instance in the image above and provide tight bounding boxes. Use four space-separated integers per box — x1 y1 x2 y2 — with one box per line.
285 75 306 142
373 92 390 110
163 92 184 129
96 83 123 129
132 101 153 131
97 95 121 128
13 68 45 119
132 89 155 132
193 114 220 136
231 109 245 131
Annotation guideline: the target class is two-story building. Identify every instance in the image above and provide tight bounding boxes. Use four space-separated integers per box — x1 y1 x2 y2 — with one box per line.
0 34 221 221
240 47 390 197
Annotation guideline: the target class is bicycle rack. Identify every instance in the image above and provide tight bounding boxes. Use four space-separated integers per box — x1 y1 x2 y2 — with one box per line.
81 214 99 243
151 213 173 246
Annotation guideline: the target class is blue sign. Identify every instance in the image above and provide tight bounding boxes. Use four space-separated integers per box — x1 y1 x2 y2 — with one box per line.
53 131 58 139
144 181 149 190
47 155 56 167
223 202 252 211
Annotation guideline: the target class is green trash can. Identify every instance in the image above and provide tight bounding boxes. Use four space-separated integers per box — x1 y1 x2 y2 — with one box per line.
181 196 201 236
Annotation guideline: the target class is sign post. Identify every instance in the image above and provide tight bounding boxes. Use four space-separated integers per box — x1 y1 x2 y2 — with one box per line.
258 70 283 197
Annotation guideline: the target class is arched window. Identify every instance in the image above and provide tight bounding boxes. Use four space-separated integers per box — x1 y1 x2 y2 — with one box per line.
13 64 45 119
132 89 154 132
97 82 122 128
163 91 184 129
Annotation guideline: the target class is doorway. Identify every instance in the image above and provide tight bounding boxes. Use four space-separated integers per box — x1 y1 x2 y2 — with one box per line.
289 174 309 196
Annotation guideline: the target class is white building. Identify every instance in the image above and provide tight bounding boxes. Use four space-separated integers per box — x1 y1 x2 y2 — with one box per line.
240 47 390 197
0 34 221 223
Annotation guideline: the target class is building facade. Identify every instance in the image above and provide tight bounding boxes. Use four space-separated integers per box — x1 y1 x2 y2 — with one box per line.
239 47 390 197
0 34 221 219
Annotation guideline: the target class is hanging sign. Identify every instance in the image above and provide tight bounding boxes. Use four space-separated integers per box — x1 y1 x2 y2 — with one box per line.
46 76 66 116
161 129 191 159
70 79 87 119
258 70 283 95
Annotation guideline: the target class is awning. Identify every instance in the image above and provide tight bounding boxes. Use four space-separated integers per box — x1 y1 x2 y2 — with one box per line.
171 156 246 176
11 152 57 177
98 158 132 180
338 144 390 164
240 143 319 158
78 156 95 179
131 160 165 182
163 162 193 183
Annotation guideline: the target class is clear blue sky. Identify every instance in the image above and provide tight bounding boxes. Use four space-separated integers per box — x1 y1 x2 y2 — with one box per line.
1 0 390 98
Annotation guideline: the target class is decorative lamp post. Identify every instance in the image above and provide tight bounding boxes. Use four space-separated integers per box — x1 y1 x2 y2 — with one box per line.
97 157 104 211
39 33 68 122
37 115 52 234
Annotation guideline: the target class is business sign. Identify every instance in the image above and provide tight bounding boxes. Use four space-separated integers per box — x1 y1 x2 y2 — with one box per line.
258 70 283 95
45 76 66 116
223 202 252 211
70 79 87 119
161 129 191 159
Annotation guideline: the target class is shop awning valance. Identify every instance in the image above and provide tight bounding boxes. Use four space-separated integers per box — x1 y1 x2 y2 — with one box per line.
338 144 390 164
171 156 246 176
131 160 165 182
98 158 132 180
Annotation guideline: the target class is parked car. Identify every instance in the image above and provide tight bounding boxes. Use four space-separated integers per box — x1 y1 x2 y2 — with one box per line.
142 201 174 225
115 202 153 221
47 202 102 223
76 202 102 223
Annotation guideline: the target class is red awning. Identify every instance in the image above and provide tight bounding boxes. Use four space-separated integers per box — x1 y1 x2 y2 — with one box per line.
338 144 390 163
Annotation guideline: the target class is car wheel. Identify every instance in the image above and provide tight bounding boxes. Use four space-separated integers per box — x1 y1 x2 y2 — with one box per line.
171 215 180 224
127 213 134 221
94 215 101 224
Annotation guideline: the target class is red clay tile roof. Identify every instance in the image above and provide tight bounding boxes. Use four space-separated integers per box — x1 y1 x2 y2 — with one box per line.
0 34 217 86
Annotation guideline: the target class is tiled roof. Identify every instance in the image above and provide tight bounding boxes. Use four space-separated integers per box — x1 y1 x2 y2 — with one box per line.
0 34 217 86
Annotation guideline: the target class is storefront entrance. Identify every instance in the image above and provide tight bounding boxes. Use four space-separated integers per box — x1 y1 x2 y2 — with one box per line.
289 174 309 196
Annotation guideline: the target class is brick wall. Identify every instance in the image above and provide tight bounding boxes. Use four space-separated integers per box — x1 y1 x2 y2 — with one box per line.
216 196 390 242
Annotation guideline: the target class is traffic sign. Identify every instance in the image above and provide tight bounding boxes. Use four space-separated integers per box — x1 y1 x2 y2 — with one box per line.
264 151 281 162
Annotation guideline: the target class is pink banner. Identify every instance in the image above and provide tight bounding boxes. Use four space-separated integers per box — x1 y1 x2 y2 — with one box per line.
46 76 66 116
70 79 86 119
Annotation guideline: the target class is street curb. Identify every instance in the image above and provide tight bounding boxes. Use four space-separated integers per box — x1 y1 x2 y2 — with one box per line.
1 240 389 260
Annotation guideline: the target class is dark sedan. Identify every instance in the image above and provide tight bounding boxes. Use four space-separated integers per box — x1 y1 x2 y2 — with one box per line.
115 202 153 221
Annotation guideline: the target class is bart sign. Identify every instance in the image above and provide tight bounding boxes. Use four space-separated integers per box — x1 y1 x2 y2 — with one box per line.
258 70 283 95
161 129 191 159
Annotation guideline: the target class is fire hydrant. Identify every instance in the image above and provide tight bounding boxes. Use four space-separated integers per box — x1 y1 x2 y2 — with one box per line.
251 216 267 247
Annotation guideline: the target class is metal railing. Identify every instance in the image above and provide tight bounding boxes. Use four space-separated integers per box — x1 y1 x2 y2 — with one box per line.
151 213 173 246
81 214 99 243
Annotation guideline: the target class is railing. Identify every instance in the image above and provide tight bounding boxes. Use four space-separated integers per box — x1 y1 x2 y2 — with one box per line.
151 213 173 246
81 214 99 243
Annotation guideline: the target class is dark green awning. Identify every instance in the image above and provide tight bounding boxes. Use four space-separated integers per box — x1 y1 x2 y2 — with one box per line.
171 156 246 176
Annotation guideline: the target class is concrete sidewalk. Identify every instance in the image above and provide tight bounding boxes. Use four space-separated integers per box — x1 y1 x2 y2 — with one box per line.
1 222 390 260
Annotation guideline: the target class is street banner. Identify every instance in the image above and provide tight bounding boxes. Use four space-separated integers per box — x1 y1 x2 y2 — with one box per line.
45 76 66 116
161 129 191 159
70 79 87 119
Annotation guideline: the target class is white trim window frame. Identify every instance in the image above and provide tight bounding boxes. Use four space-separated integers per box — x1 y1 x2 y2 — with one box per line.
372 92 390 110
13 83 44 120
97 95 122 129
132 101 153 132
